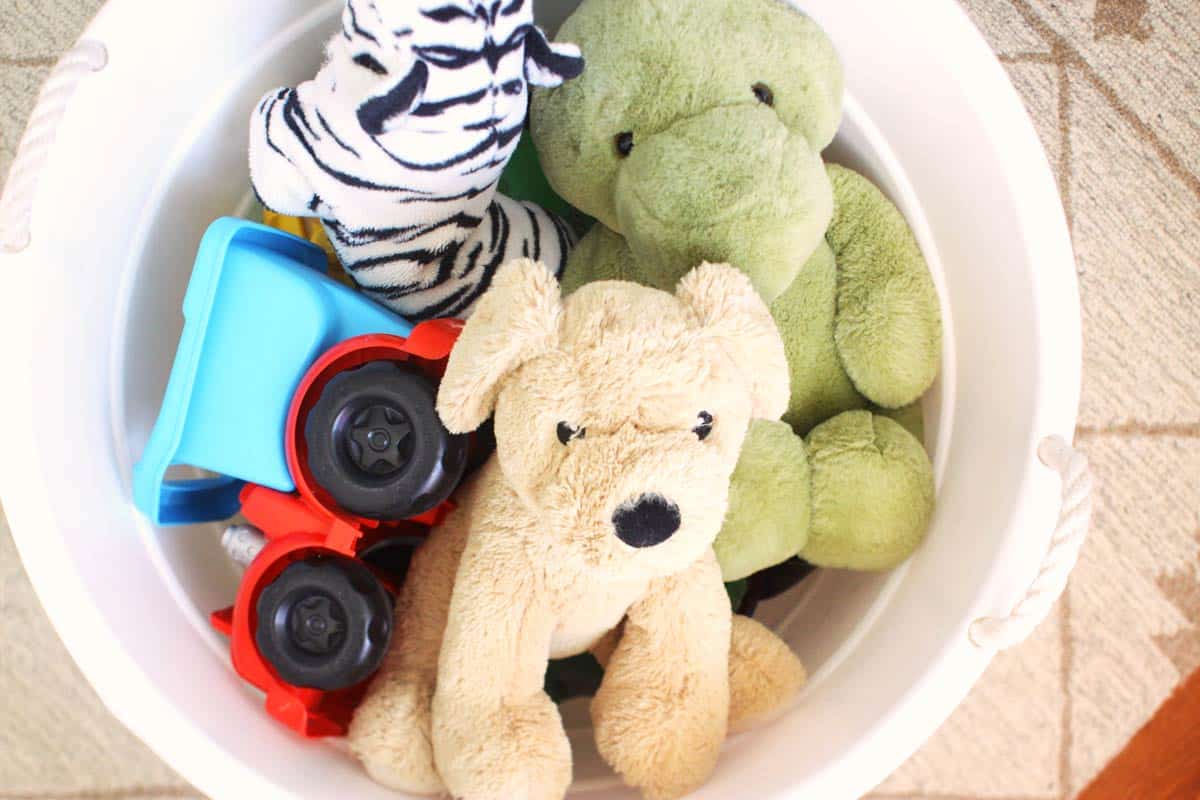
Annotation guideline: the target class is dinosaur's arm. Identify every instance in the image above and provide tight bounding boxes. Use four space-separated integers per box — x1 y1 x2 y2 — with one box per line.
826 163 943 409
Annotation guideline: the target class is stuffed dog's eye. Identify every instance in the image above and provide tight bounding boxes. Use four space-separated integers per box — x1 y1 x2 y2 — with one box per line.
752 82 774 107
693 411 714 441
615 132 635 158
557 421 586 445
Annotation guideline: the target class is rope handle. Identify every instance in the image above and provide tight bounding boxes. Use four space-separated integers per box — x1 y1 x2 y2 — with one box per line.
969 435 1093 651
0 40 107 254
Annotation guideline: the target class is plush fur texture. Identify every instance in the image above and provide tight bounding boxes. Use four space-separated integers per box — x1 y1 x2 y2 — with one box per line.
349 259 806 800
248 0 583 321
713 419 810 582
715 407 936 575
805 411 935 570
771 239 868 434
825 164 942 408
530 0 941 580
532 0 840 303
879 400 926 443
726 615 808 733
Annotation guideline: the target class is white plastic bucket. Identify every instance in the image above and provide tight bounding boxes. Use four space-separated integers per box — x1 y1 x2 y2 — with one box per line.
0 1 1082 798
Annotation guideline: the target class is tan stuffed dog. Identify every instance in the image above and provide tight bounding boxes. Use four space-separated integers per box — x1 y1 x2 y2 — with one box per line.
348 259 805 800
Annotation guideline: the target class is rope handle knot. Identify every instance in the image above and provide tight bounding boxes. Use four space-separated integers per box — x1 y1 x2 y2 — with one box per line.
969 435 1094 651
0 40 107 254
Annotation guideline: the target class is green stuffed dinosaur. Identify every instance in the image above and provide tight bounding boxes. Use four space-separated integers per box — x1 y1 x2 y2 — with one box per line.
531 0 941 579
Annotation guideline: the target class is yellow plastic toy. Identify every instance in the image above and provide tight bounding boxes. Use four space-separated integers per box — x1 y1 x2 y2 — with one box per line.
261 210 353 287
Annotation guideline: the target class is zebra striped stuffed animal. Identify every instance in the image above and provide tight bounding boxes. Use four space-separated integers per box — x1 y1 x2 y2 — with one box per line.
249 0 584 320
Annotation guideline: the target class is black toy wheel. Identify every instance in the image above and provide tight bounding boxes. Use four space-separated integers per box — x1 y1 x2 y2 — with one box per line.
255 557 392 691
359 535 426 585
305 361 468 520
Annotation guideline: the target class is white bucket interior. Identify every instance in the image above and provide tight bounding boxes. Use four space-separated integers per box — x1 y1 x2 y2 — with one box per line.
119 0 954 790
1 1 1081 799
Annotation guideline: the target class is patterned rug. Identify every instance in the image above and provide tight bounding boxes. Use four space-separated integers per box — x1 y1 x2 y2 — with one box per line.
2 1 1198 798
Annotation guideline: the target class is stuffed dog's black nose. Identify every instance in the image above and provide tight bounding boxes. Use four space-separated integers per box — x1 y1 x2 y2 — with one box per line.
613 494 681 548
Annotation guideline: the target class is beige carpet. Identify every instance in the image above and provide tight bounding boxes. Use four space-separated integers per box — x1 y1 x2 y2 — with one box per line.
2 1 1198 798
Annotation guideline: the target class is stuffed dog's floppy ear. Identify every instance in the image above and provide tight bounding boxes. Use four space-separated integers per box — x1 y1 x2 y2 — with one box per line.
437 259 563 433
676 263 790 420
525 27 585 88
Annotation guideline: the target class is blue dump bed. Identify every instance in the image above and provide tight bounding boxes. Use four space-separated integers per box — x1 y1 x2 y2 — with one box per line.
133 218 413 526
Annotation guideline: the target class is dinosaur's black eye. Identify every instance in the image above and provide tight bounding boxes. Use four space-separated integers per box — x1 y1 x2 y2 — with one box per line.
615 131 635 157
353 53 389 76
752 82 774 107
693 411 714 441
557 422 586 445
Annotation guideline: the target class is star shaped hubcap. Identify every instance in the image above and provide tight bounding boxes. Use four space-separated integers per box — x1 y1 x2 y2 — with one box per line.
289 595 345 655
347 405 412 475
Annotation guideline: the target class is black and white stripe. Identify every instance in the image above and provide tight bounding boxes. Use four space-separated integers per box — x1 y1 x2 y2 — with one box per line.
249 0 584 320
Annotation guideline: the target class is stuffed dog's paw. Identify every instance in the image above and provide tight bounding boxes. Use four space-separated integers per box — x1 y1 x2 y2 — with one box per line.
727 615 807 732
592 677 726 800
435 693 572 800
348 676 443 795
